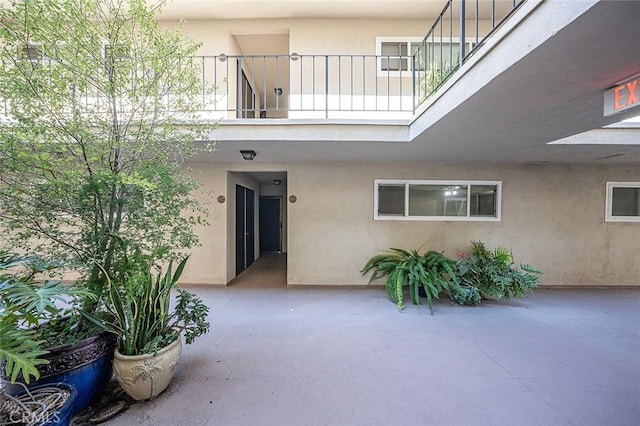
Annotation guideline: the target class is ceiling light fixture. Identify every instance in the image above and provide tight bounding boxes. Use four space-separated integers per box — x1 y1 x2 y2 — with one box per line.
273 179 282 185
240 150 256 161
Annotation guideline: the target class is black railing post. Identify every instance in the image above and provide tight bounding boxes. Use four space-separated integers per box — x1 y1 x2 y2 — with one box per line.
325 55 329 118
412 53 416 114
459 0 466 66
236 56 243 118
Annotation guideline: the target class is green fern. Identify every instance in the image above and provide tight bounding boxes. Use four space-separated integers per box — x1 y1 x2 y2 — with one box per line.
362 247 461 314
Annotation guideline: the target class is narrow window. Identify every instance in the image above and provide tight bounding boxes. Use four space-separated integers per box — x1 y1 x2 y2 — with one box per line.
376 37 478 77
606 182 640 222
374 180 501 221
377 184 405 216
380 42 408 72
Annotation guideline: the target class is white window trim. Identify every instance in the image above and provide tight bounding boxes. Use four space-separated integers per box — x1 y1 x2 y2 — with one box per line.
375 37 422 77
605 181 640 222
375 36 478 77
374 179 502 222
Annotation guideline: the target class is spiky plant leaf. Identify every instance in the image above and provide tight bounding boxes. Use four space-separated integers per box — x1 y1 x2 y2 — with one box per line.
493 246 513 266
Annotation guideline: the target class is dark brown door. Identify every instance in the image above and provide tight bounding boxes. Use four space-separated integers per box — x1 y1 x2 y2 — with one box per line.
236 185 255 275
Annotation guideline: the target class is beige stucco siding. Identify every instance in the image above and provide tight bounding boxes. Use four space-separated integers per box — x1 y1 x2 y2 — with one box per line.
180 162 640 287
162 18 493 55
180 165 227 285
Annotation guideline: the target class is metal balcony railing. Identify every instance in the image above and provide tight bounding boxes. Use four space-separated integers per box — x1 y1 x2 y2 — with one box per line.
0 0 525 122
193 54 418 120
413 0 525 107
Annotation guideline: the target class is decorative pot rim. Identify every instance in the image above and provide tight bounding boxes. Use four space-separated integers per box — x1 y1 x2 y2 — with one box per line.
11 382 78 420
1 331 116 381
114 336 181 361
14 381 78 398
45 330 114 354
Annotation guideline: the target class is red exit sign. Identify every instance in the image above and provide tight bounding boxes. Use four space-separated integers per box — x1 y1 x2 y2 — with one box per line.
604 75 640 116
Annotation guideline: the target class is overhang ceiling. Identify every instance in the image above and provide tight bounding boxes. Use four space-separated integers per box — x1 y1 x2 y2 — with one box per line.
199 0 640 165
156 0 517 20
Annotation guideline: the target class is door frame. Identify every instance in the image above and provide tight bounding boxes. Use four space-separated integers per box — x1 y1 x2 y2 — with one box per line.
259 195 283 253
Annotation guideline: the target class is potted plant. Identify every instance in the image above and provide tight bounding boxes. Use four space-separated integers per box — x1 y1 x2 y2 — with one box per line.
456 241 542 300
0 250 112 417
0 0 214 409
83 255 210 401
361 247 475 313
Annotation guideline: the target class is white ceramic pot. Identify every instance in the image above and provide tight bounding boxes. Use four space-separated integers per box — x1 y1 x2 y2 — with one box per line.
113 337 182 401
481 290 502 301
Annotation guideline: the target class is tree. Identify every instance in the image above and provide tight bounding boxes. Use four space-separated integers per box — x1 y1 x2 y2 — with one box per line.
0 0 215 306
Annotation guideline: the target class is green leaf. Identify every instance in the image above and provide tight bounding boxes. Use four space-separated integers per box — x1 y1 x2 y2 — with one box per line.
0 323 49 384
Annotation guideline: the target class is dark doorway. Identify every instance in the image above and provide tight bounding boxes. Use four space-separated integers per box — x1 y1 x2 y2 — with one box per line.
236 185 255 276
259 196 282 253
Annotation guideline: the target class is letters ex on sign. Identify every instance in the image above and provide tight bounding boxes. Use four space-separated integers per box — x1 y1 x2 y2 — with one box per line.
604 75 640 117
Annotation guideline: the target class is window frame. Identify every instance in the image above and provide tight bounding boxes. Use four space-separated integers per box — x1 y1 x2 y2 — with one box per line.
375 37 423 77
375 36 477 77
374 179 502 222
605 181 640 222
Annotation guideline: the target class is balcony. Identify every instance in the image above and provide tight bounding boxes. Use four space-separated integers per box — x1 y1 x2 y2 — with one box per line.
185 0 527 121
193 54 419 120
0 0 525 124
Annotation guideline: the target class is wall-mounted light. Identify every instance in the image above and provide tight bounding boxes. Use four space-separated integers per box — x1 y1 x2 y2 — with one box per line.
290 53 300 61
218 53 227 62
273 179 282 185
240 150 256 161
274 87 283 96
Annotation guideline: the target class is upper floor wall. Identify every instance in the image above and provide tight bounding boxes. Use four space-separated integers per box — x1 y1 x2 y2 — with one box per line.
162 17 494 56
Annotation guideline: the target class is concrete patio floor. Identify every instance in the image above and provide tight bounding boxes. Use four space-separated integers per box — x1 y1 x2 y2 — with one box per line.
102 284 640 426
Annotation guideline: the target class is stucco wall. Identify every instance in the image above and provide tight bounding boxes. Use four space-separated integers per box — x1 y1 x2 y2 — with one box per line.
180 162 640 287
162 19 431 55
180 165 227 285
161 17 492 55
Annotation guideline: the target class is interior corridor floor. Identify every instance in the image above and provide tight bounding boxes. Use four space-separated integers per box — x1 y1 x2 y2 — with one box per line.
102 287 640 426
229 251 287 288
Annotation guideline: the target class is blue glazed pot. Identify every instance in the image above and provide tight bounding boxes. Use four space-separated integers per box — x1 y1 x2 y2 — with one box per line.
10 383 77 426
3 332 116 414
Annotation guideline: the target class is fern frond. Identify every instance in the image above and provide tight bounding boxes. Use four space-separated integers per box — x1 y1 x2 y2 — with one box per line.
520 263 542 275
394 268 406 310
361 254 397 274
388 248 411 258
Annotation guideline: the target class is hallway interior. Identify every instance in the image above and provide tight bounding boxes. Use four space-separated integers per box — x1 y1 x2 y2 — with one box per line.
229 251 287 288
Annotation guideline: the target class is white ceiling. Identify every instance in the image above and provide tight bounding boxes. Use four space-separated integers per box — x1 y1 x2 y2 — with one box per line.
156 0 516 20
